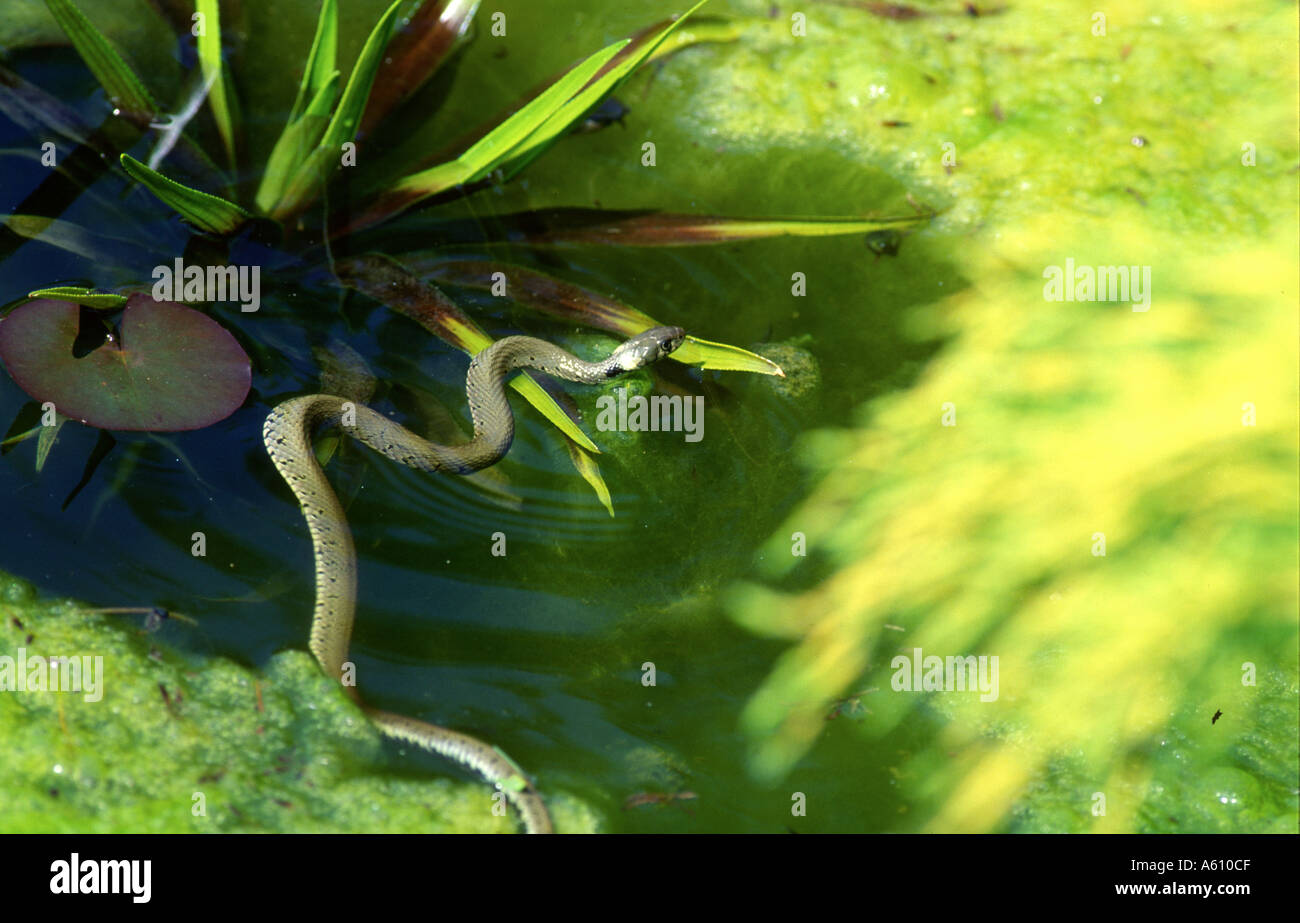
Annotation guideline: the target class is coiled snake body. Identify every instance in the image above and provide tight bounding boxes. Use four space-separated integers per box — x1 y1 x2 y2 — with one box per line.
263 326 686 833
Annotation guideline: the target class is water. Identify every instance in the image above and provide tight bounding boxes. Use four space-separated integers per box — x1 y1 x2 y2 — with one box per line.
0 16 947 832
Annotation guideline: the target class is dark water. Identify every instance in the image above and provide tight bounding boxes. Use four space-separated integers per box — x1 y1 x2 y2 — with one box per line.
0 21 952 832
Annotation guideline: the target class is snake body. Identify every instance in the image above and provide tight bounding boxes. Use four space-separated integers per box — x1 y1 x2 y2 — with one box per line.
263 326 686 833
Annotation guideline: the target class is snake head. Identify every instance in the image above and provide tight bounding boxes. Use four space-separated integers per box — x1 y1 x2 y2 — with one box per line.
610 326 687 374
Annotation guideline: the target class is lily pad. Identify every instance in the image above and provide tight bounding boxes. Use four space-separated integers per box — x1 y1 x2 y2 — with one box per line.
0 296 250 431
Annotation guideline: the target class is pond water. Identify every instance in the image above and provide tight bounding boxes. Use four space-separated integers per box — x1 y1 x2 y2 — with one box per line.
0 16 953 831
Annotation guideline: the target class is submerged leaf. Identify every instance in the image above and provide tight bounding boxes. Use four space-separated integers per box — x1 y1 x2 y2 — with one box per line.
0 296 251 431
34 413 66 472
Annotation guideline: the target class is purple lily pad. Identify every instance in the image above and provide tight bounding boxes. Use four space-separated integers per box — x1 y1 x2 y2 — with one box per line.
0 296 251 432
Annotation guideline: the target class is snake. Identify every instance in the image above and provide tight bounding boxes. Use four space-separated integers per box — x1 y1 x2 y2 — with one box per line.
263 325 687 834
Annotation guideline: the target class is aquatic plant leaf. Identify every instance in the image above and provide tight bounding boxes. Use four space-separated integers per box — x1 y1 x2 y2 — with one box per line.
286 0 338 127
255 71 341 214
348 39 629 232
360 0 480 136
564 439 614 518
496 0 713 180
2 214 153 265
34 412 65 472
119 154 250 234
423 259 784 376
643 14 744 62
26 286 127 309
270 0 402 220
42 0 157 116
334 255 600 453
516 210 932 246
0 296 251 431
194 0 238 167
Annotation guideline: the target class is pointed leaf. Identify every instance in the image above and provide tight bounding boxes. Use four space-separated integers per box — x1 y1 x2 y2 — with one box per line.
194 0 237 167
256 70 340 214
35 414 66 472
335 255 601 453
497 0 712 179
361 0 480 136
347 39 629 232
514 210 934 247
286 0 338 126
120 154 250 234
27 286 128 310
423 259 784 376
43 0 157 116
564 440 614 517
271 0 402 219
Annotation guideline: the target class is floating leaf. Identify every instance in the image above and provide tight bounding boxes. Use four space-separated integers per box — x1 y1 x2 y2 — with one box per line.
26 286 127 309
119 154 250 234
423 259 784 376
0 296 251 432
42 0 157 116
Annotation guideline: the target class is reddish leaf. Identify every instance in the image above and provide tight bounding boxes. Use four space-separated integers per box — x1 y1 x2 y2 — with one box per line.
360 0 479 136
0 296 250 432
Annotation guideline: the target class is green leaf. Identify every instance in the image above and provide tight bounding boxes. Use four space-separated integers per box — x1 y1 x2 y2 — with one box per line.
119 154 250 234
2 215 153 265
286 0 338 127
564 439 614 518
194 0 238 167
334 255 602 455
42 0 156 116
26 286 127 309
34 414 65 472
256 70 341 214
346 38 629 232
497 0 713 179
450 41 629 185
671 336 784 376
419 259 785 376
270 0 402 220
